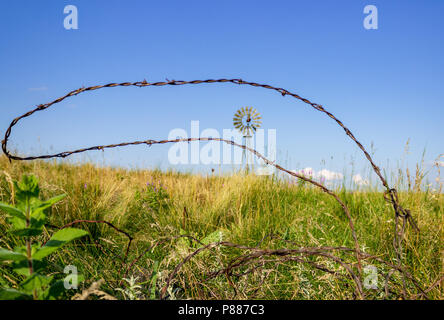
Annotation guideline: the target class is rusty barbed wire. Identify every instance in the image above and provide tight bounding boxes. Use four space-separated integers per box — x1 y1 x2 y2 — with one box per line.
8 136 364 275
0 78 417 229
157 237 433 300
1 78 429 299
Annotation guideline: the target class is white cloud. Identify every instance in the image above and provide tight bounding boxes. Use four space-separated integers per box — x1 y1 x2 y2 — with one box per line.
353 174 369 186
317 169 343 181
290 168 369 186
291 167 343 181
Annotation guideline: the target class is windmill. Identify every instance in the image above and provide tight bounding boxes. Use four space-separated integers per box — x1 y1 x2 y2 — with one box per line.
233 107 262 172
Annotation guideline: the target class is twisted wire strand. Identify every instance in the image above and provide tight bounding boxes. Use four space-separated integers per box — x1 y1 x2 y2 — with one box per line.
1 78 423 297
0 78 411 223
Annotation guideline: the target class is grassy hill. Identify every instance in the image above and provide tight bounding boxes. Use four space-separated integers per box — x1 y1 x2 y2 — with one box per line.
0 156 442 299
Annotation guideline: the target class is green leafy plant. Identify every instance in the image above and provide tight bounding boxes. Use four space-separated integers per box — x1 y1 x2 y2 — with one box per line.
115 276 143 300
116 261 161 300
0 175 89 300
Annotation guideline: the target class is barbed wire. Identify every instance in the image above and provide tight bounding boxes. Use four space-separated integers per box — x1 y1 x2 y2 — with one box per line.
0 78 417 228
1 78 431 299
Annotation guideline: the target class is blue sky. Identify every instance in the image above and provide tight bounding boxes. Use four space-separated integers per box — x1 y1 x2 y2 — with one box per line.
0 1 443 187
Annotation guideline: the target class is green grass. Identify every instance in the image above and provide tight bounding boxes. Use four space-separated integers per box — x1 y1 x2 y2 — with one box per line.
0 155 442 300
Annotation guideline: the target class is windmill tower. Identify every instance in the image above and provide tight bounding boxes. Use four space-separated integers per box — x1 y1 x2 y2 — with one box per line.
233 107 262 172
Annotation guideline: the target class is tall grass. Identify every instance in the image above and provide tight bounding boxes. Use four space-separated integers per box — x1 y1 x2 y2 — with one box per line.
0 155 442 299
